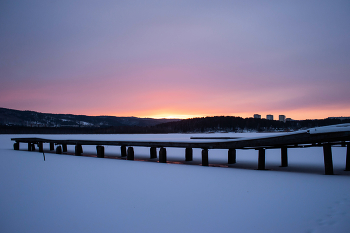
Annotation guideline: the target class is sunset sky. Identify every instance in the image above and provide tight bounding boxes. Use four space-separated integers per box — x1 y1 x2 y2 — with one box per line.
1 0 350 119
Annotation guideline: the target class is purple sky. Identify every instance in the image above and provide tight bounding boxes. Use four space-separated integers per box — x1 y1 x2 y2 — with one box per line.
1 0 350 119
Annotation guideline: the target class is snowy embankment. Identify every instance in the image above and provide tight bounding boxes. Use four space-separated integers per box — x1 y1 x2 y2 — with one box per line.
0 133 349 233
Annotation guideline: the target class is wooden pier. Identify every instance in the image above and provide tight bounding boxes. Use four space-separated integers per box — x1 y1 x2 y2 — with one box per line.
11 124 350 175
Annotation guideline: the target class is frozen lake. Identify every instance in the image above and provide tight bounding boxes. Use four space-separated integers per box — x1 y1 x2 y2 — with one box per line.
1 133 350 233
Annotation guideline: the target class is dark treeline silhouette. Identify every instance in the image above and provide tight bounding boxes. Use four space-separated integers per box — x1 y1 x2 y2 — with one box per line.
152 116 350 133
0 126 169 134
1 116 349 134
0 107 178 127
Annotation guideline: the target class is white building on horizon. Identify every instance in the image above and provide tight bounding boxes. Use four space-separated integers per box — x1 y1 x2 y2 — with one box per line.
254 114 261 119
266 114 273 120
279 115 286 122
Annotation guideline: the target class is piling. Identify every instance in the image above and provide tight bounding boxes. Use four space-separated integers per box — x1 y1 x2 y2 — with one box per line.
38 142 43 152
96 146 105 158
281 147 288 167
50 143 54 151
159 147 167 163
121 145 127 157
75 144 83 156
14 142 19 150
185 147 193 161
62 144 67 152
202 149 209 166
150 147 157 159
127 147 134 160
56 146 62 154
228 148 236 164
323 143 334 175
258 148 265 170
346 142 350 171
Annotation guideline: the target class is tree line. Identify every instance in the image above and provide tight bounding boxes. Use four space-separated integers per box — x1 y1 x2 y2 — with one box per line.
152 116 350 133
1 116 349 134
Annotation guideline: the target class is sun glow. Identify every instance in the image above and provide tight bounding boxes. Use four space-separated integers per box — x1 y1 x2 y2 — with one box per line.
144 114 202 119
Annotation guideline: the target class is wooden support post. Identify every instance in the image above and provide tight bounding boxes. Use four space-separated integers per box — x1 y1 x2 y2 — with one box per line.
281 147 288 167
345 142 350 171
14 142 19 150
62 144 67 152
28 143 32 151
121 145 127 157
202 149 209 166
96 146 105 158
56 146 62 154
31 143 35 151
127 147 134 160
38 142 43 152
75 144 82 156
159 147 167 163
185 147 193 161
150 147 157 159
50 143 54 151
228 149 236 164
323 143 334 175
258 148 265 170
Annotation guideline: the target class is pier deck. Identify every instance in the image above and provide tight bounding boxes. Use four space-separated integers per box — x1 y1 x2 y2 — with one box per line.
11 124 350 175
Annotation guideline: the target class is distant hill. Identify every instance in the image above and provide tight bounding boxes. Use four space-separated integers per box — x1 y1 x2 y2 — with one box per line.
0 107 180 128
1 107 349 134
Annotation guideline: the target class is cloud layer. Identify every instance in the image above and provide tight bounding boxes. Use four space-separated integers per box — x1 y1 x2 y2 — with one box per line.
1 0 350 119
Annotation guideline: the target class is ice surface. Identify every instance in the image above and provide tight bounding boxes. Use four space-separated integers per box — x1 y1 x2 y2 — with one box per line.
1 134 350 233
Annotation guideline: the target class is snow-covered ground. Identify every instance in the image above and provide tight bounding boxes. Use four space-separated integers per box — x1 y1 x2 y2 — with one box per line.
1 133 349 233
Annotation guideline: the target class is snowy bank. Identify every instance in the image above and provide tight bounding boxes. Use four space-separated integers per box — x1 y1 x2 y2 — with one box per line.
0 134 350 233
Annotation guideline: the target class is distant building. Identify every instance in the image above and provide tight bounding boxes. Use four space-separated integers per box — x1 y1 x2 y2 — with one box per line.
279 115 286 122
286 118 293 121
266 115 273 120
254 114 261 119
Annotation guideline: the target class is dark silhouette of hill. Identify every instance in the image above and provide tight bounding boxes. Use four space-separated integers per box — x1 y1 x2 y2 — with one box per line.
0 107 179 128
0 108 349 134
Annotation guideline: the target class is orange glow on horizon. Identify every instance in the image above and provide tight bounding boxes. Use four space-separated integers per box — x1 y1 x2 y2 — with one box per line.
93 106 350 120
4 105 350 121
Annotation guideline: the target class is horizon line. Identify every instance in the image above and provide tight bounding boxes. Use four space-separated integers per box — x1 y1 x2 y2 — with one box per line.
2 107 350 121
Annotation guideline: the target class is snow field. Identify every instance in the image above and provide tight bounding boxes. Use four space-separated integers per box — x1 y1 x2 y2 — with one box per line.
0 134 349 233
